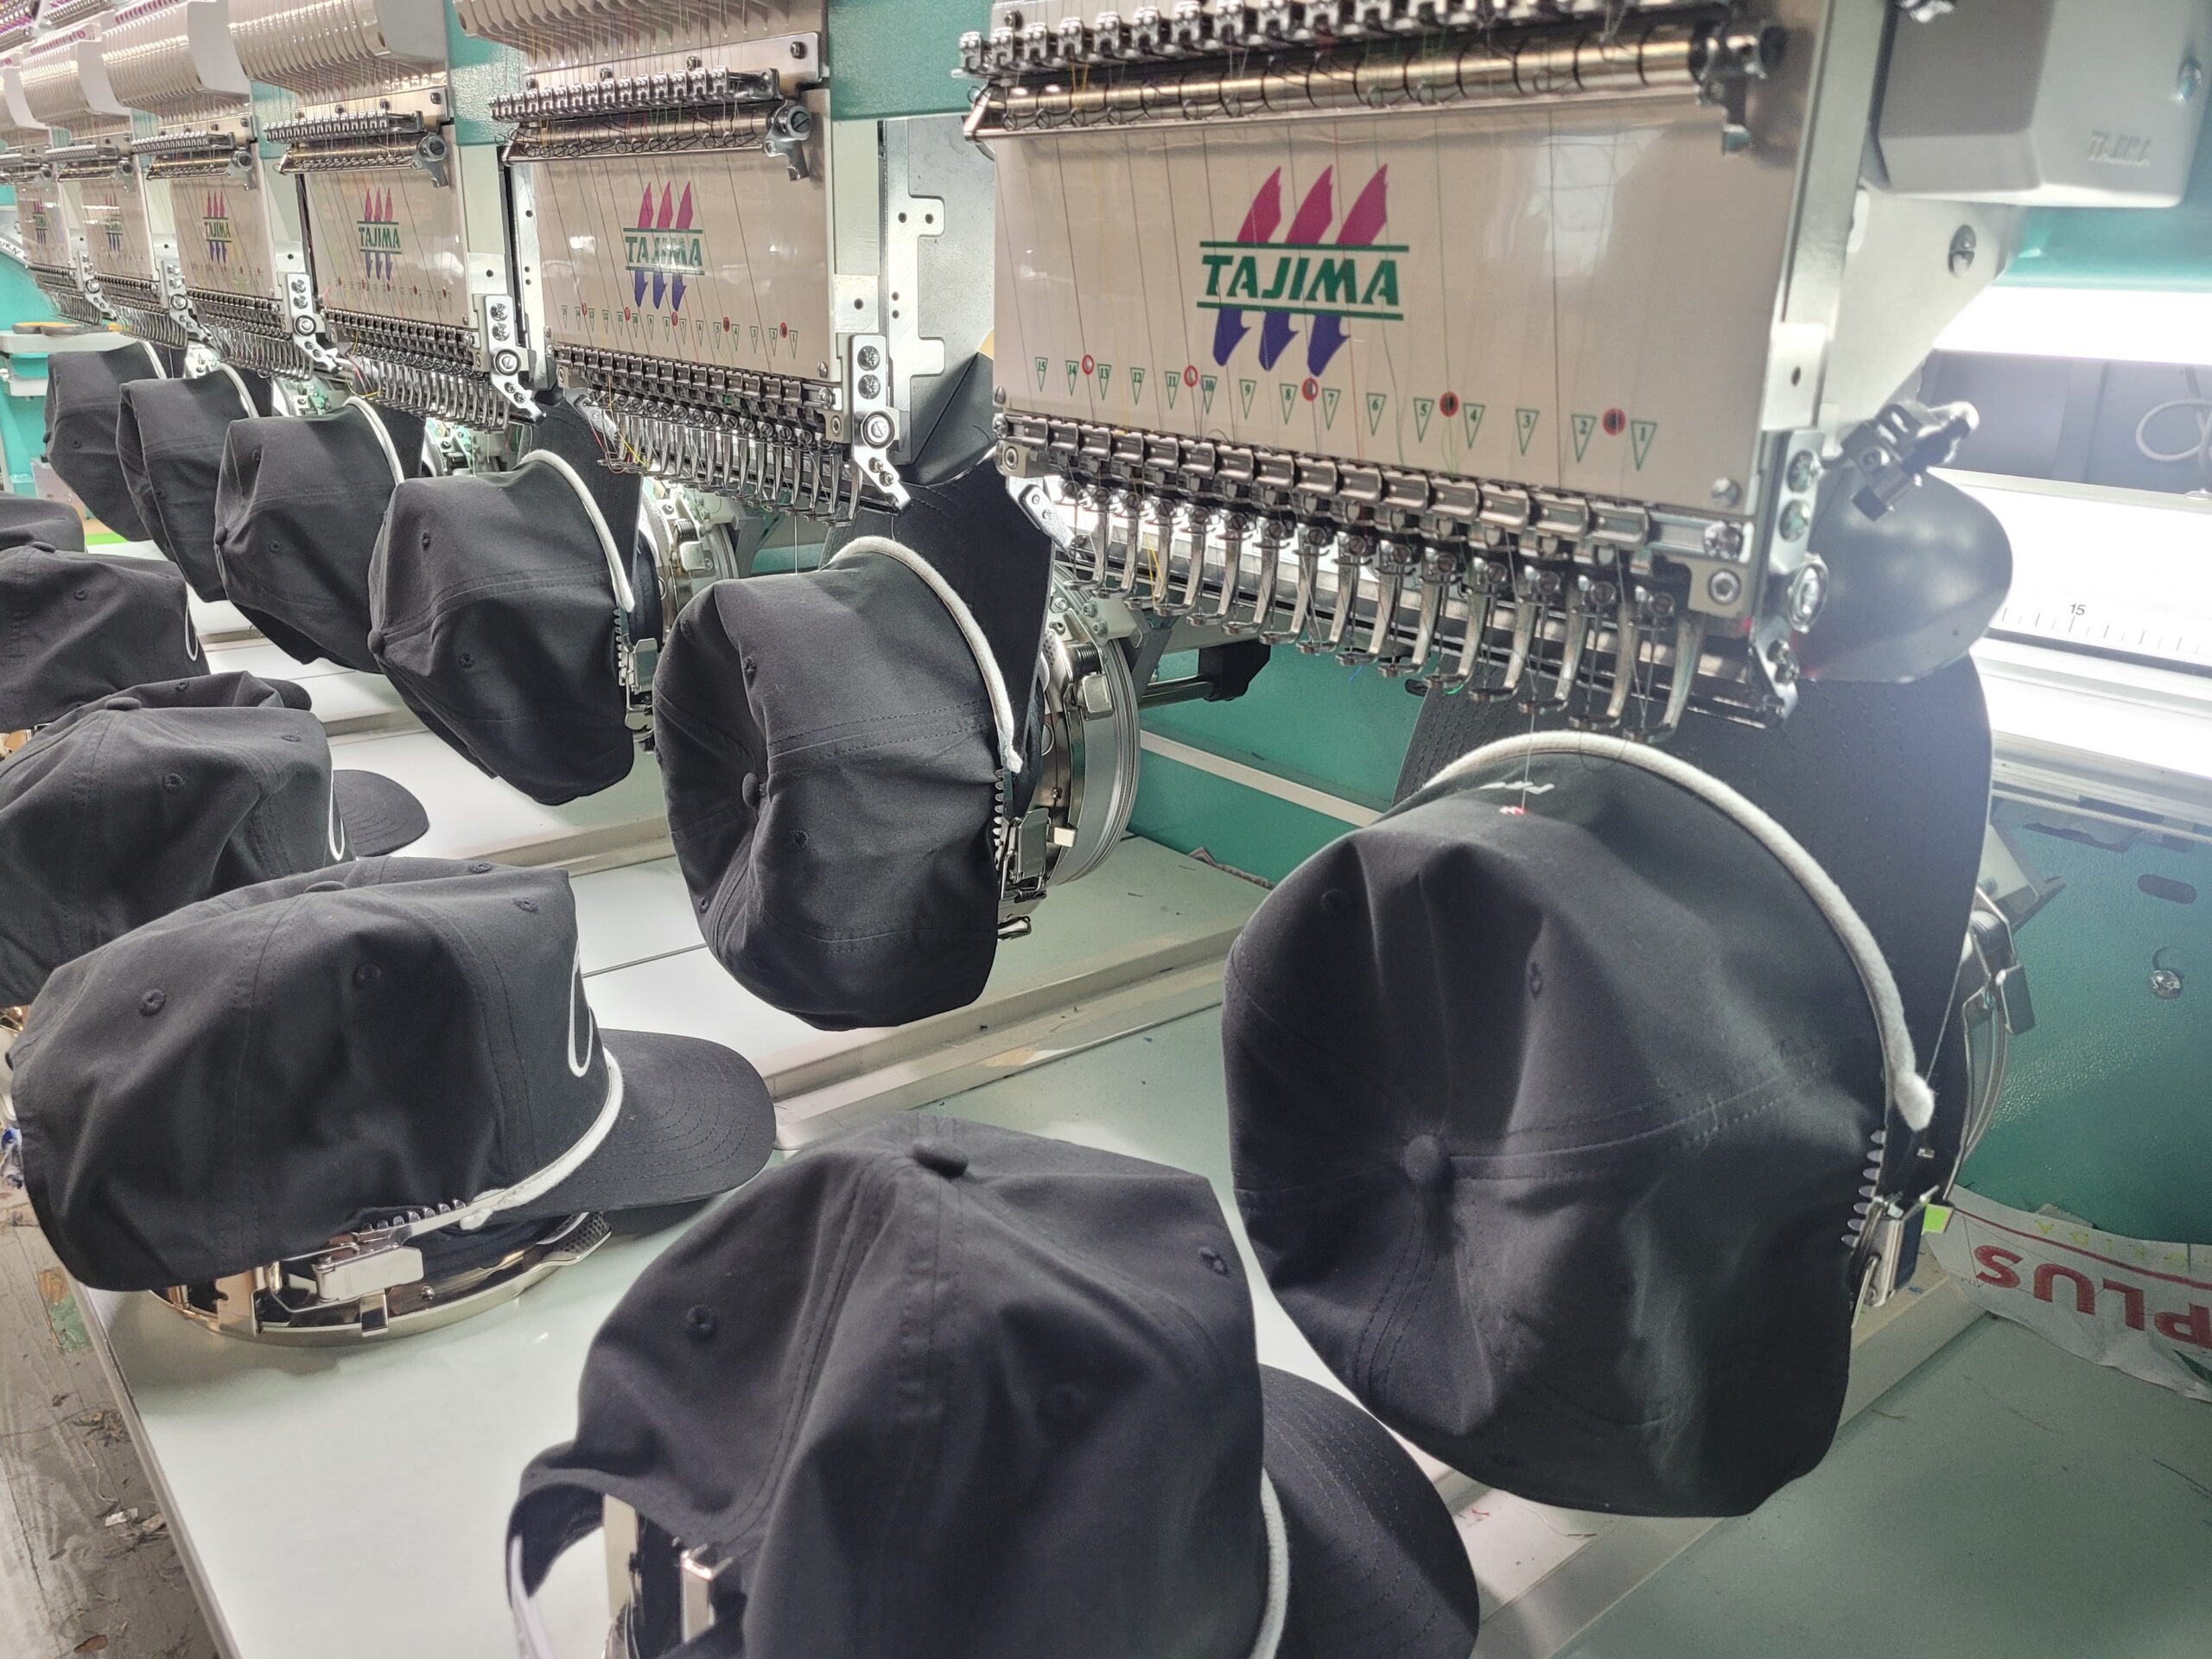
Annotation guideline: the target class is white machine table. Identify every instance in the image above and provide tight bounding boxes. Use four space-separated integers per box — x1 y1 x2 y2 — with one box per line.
75 983 1977 1659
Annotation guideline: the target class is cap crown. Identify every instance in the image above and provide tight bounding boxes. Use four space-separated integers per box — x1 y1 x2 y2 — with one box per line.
0 494 86 553
118 371 260 603
1227 749 1890 1516
652 555 1003 1030
44 345 164 540
0 674 338 1005
14 859 607 1292
515 1119 1270 1659
0 548 200 732
368 458 632 806
213 403 421 672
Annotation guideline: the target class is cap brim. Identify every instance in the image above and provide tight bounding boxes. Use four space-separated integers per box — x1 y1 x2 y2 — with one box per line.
505 1029 776 1224
334 769 430 856
1261 1369 1483 1659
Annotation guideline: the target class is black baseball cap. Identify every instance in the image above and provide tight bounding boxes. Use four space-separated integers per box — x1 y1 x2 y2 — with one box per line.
11 858 778 1294
368 447 637 806
0 546 203 733
43 342 167 539
1394 662 1995 1070
653 537 1029 1032
0 672 430 1007
1226 732 1941 1518
117 366 269 602
0 494 85 552
508 1118 1482 1659
213 399 426 671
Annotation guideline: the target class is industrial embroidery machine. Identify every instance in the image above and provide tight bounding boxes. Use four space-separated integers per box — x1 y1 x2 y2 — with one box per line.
3 7 137 329
957 0 2164 739
0 3 2206 1656
230 0 533 429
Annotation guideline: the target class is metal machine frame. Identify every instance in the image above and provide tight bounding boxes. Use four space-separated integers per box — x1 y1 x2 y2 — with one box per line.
227 0 538 425
954 0 2063 738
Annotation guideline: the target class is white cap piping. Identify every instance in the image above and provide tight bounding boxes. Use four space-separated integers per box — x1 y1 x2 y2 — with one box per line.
832 535 1021 773
340 398 406 486
517 448 637 617
1428 732 1937 1134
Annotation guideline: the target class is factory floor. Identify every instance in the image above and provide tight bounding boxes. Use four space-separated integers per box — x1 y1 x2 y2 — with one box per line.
0 1180 216 1659
1559 1315 2212 1659
2 1165 2205 1658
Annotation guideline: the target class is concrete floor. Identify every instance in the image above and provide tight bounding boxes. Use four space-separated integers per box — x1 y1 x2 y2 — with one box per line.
0 1180 216 1659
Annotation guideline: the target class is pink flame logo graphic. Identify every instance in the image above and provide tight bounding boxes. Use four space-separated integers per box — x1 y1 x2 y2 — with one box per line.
1208 167 1392 377
628 182 698 315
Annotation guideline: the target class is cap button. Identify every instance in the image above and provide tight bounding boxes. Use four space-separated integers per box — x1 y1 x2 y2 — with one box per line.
1402 1134 1452 1194
740 772 761 810
910 1140 969 1179
366 629 385 656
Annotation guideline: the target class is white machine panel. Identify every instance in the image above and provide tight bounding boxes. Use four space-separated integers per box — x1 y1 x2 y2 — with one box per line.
15 176 71 269
173 175 276 298
75 167 159 287
993 102 1798 517
300 164 471 331
533 143 836 385
1881 0 2212 207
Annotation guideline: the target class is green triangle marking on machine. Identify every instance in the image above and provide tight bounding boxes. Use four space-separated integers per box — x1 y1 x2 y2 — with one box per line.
1322 387 1342 429
1280 383 1298 423
1035 356 1049 391
1414 397 1434 441
1465 404 1486 448
1098 364 1113 397
1067 360 1081 396
1516 407 1541 454
1571 412 1597 462
1367 392 1389 435
1201 374 1218 414
1166 372 1180 410
1129 367 1147 404
1631 418 1657 470
1240 378 1257 417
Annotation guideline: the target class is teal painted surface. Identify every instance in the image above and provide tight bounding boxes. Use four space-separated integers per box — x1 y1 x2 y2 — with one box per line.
1558 1319 2212 1659
1128 751 1354 884
2008 110 2212 290
1962 812 2210 1244
447 6 525 145
826 0 990 120
251 84 297 160
1127 645 1423 883
0 256 60 493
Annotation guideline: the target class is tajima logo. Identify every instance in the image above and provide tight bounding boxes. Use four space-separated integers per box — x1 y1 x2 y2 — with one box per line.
357 187 400 280
625 183 703 315
1199 166 1402 376
203 193 234 265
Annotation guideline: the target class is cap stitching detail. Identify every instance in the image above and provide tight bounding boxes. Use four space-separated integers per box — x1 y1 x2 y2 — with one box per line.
232 894 302 1279
1348 1181 1427 1402
430 877 558 1184
869 1149 958 1645
1227 963 1876 1172
719 1162 884 1539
